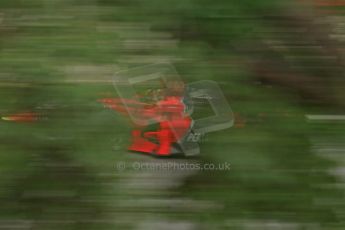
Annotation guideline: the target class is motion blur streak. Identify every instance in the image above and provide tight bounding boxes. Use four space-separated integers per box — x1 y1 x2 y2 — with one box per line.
0 0 344 229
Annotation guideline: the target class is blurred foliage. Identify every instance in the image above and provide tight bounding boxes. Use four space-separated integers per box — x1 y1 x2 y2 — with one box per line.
0 0 344 229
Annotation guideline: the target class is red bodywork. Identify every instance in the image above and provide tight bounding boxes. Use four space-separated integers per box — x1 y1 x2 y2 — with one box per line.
99 96 192 156
2 112 39 122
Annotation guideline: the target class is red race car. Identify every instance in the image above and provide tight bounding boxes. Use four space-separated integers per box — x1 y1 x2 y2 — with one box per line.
99 81 197 157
